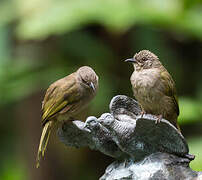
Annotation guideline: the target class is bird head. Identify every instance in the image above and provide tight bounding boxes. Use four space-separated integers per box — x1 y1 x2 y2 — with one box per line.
125 50 161 71
77 66 99 92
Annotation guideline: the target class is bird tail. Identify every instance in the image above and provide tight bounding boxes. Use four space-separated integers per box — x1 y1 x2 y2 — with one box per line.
36 121 54 168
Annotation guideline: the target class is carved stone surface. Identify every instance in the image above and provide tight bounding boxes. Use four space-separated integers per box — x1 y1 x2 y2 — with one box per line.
57 95 201 180
100 153 199 180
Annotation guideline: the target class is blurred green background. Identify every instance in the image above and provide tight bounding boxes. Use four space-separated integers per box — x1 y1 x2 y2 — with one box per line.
0 0 202 179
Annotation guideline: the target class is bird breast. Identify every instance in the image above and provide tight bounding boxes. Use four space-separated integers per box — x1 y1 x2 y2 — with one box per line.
131 69 159 92
130 68 162 108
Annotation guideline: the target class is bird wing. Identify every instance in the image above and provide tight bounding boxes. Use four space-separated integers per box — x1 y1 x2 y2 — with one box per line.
41 73 80 125
160 70 180 116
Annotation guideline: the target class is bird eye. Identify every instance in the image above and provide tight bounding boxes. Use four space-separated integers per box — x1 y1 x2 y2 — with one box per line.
81 77 90 87
81 76 87 83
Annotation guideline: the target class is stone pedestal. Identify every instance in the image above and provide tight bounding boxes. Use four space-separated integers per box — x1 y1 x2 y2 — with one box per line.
58 95 201 180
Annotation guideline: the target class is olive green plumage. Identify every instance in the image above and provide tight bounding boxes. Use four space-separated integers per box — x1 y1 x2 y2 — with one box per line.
125 50 180 130
36 66 99 168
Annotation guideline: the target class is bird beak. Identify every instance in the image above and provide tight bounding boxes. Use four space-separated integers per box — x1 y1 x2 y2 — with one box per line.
125 58 137 63
89 82 96 92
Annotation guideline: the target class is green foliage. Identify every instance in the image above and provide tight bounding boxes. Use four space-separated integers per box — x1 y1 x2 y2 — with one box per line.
0 0 17 27
0 0 201 39
178 97 202 124
0 0 201 178
0 60 71 105
0 158 27 180
188 137 202 171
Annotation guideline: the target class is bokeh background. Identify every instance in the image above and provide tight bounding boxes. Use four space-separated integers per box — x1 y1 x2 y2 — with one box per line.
0 0 202 179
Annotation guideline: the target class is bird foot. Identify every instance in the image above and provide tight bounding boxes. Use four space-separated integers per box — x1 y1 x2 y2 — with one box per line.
140 111 145 118
155 115 163 124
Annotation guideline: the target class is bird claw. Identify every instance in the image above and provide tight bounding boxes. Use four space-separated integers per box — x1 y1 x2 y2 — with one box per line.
155 115 163 124
140 111 145 118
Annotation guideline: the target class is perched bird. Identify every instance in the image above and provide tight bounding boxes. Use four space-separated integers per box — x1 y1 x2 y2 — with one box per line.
125 50 180 130
36 66 98 168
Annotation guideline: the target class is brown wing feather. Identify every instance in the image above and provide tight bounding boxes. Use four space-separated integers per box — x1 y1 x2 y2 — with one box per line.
41 73 80 125
160 70 179 116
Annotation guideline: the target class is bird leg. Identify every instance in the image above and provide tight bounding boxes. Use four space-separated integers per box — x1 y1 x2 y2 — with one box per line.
140 111 146 118
139 105 146 118
155 115 163 124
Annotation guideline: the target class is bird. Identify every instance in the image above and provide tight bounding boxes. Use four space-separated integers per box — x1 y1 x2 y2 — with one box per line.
36 66 99 168
125 50 180 130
